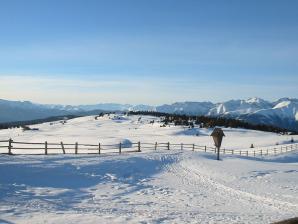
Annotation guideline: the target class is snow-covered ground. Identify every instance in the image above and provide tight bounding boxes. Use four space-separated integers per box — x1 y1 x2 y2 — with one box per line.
0 114 297 154
0 114 297 223
0 150 297 223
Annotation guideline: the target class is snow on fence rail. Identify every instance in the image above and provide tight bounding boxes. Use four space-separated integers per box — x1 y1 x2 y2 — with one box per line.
0 139 297 157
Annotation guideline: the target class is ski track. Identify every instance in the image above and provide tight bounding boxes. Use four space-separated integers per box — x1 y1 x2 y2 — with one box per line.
0 114 297 223
170 159 297 211
1 151 298 223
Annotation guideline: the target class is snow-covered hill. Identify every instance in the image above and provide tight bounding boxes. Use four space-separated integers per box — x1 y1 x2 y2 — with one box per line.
0 114 296 154
0 114 297 223
0 97 297 131
0 150 297 223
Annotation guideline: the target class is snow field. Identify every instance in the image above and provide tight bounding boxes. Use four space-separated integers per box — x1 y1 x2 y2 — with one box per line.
0 114 297 155
0 114 297 223
0 150 297 223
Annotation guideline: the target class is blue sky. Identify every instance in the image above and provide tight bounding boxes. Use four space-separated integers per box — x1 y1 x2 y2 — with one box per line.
0 0 297 105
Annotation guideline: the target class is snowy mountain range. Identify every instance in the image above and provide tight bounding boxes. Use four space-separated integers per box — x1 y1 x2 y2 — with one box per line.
156 98 298 131
0 97 297 131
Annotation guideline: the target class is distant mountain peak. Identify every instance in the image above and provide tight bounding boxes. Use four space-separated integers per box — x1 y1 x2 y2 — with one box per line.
0 97 297 131
245 97 266 104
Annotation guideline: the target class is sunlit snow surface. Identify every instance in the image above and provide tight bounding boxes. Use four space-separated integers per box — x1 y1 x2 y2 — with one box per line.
0 115 297 223
0 114 296 152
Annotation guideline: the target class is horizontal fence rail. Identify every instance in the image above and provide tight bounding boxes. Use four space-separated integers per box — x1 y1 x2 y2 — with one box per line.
0 139 215 155
220 143 298 158
0 139 297 157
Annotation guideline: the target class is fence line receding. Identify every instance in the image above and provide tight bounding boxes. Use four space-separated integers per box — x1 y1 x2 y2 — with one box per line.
0 139 297 157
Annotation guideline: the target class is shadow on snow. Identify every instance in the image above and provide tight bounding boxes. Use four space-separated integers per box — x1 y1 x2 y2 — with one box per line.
0 154 177 214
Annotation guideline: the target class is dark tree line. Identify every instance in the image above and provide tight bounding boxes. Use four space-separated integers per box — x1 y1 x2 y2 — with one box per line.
0 115 81 130
1 111 296 135
128 111 296 135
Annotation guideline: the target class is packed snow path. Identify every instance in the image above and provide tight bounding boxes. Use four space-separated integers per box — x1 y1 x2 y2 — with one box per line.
0 150 297 223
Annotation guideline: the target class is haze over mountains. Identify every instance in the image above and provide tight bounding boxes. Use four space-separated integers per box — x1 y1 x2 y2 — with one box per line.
0 97 297 131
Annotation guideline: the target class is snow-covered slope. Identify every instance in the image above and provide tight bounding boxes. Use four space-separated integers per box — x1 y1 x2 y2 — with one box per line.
156 98 298 131
0 114 297 223
208 97 273 116
0 114 297 153
0 150 297 223
242 99 298 131
157 101 214 115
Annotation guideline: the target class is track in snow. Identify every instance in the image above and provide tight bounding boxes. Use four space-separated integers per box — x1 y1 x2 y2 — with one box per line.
0 150 297 224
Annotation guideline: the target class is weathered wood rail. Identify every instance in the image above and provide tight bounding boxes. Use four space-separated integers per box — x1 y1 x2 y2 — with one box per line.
0 139 215 155
0 139 297 157
220 143 298 157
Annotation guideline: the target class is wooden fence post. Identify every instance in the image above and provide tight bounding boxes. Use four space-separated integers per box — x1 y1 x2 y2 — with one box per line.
155 142 157 150
181 143 183 151
45 141 48 155
223 148 225 154
192 144 195 151
246 151 248 157
138 142 141 152
240 151 242 156
119 143 122 154
204 146 206 152
8 138 13 155
167 142 170 150
253 151 255 157
98 143 101 154
60 142 65 154
232 150 234 155
75 142 78 154
260 150 262 156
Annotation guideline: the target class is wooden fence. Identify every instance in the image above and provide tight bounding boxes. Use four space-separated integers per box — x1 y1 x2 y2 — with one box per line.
0 139 216 155
220 143 298 157
0 139 297 157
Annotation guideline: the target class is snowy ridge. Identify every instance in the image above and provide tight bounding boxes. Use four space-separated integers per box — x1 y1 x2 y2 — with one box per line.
157 101 214 115
208 97 273 116
1 114 297 152
0 97 297 131
156 98 298 131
